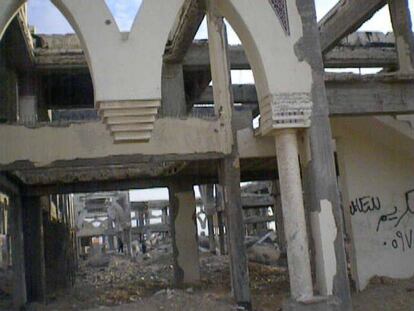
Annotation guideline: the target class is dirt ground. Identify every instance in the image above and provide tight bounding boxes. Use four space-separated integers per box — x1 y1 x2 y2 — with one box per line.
1 248 414 311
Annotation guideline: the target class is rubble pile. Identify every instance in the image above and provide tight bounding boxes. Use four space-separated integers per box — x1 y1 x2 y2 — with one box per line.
77 249 173 305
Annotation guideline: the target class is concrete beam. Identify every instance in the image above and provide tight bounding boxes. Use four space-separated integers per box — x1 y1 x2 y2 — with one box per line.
0 174 20 194
196 74 414 115
325 74 414 116
241 194 274 209
318 0 387 53
0 118 229 170
34 34 403 71
131 223 169 234
243 215 274 225
164 0 205 64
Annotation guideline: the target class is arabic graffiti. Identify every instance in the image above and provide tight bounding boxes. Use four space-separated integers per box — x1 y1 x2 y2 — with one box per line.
349 196 381 216
388 229 414 252
395 189 414 227
350 189 414 252
376 206 398 232
376 189 414 231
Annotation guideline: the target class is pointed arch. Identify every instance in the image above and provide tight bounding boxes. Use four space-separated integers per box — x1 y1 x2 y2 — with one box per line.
1 0 187 142
212 0 314 134
0 0 27 40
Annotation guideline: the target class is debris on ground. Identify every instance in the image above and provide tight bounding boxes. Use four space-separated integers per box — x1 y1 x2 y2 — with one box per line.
1 237 414 311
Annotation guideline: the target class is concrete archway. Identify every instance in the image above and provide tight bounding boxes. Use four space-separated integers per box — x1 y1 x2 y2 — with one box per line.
0 0 187 142
212 0 314 135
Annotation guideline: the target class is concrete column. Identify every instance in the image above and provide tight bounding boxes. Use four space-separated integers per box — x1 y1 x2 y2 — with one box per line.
77 237 82 258
22 196 46 303
388 0 414 72
123 228 132 256
169 182 200 285
207 2 251 308
108 235 115 251
218 157 251 309
274 129 313 300
162 207 168 225
9 195 27 309
272 181 286 254
107 219 115 251
18 72 37 126
161 63 187 117
296 2 353 310
215 186 227 255
200 185 217 254
207 215 216 254
217 211 226 255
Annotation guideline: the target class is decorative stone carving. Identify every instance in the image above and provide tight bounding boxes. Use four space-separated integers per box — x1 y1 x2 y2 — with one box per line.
260 92 313 135
98 100 160 143
268 0 290 35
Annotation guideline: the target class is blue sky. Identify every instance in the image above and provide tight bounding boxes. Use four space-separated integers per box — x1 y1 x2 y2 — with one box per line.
27 0 414 36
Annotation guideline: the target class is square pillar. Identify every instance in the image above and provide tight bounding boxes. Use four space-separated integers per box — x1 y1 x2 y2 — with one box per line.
388 0 414 72
206 1 251 308
9 194 27 309
161 63 187 117
218 157 252 309
200 185 217 254
18 73 38 126
295 1 353 310
215 186 227 255
22 196 46 303
169 182 200 285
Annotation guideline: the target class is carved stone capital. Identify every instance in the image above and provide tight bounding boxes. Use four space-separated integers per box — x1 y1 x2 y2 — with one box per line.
259 92 313 135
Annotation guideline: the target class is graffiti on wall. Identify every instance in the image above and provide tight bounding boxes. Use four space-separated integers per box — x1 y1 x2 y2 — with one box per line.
350 189 414 252
349 196 381 216
388 229 413 252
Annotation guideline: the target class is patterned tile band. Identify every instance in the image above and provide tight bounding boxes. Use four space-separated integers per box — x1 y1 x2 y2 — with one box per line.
268 0 290 36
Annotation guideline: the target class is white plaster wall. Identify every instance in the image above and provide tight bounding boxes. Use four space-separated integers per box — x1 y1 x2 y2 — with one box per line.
214 0 312 102
51 0 185 102
333 117 414 291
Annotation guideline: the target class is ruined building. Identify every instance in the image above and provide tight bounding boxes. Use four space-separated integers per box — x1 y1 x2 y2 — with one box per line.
0 0 413 310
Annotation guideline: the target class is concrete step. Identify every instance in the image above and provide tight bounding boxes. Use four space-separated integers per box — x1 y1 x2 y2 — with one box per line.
104 115 156 125
98 100 160 110
98 100 160 143
101 107 159 118
109 123 155 132
112 131 152 142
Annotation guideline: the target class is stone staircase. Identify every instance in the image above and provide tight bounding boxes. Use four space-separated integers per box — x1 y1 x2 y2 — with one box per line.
98 100 161 143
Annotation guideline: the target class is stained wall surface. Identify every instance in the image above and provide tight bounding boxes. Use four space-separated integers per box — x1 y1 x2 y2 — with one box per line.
333 117 414 290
